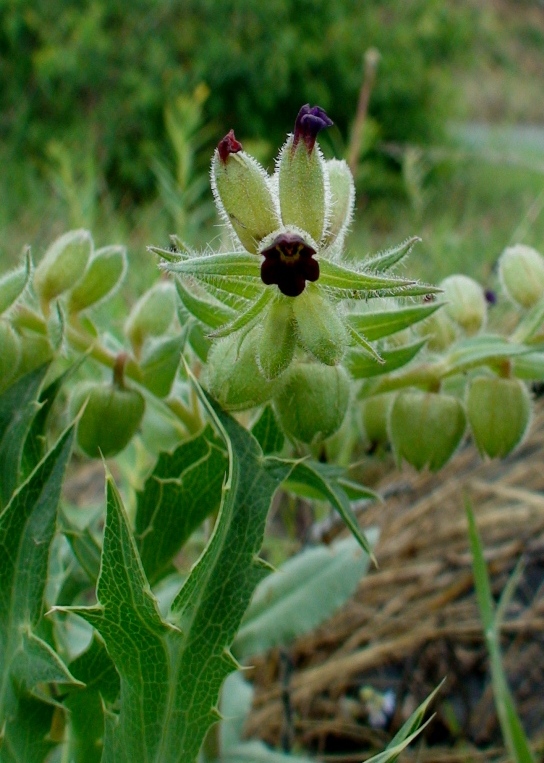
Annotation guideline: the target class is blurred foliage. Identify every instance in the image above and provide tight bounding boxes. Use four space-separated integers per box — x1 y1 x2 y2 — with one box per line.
0 0 476 203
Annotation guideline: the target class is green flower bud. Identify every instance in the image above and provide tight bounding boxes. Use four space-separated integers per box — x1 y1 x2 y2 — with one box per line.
16 332 54 377
293 284 348 365
499 244 544 308
0 252 30 314
322 159 354 250
360 393 393 447
467 376 531 458
273 362 350 444
140 334 184 398
33 230 92 307
67 245 127 313
418 307 457 352
70 381 145 458
257 296 296 380
0 321 22 392
389 391 466 471
278 105 333 243
440 275 486 335
206 328 279 411
212 131 280 253
125 281 176 355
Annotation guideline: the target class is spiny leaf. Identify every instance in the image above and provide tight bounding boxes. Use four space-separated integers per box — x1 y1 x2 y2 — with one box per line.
135 425 228 585
318 258 416 292
0 363 49 507
346 339 427 379
57 383 292 762
0 425 77 757
166 251 261 279
348 301 442 340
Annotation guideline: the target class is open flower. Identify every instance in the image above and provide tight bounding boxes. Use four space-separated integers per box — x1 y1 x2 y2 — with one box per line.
260 231 319 297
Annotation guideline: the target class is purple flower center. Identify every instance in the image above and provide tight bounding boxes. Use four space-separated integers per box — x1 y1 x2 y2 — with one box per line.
293 104 333 153
260 232 319 297
217 129 243 163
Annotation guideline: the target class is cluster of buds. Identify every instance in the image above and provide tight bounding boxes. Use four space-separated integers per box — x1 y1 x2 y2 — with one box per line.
158 105 439 443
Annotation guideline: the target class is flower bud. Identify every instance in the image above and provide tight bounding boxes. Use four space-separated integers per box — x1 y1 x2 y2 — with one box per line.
33 230 92 307
273 362 350 443
0 257 29 314
322 159 354 249
418 308 457 352
467 376 531 458
67 245 127 313
70 381 146 458
212 131 280 253
125 281 176 355
293 284 348 365
206 328 280 411
389 390 466 471
16 332 53 377
440 275 486 335
360 393 393 447
499 244 544 308
0 321 21 392
278 105 333 243
140 334 183 398
257 296 296 380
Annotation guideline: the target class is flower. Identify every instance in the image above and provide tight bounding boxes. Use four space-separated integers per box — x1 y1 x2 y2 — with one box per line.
260 232 319 297
293 104 334 152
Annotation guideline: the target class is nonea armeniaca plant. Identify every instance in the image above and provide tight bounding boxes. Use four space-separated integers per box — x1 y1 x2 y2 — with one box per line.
153 104 438 439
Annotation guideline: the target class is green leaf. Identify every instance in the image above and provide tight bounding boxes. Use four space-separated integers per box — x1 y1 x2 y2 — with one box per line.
346 324 383 363
64 635 120 763
233 534 376 659
175 278 235 329
466 500 535 763
0 363 49 507
251 406 285 455
167 251 261 279
209 289 273 338
444 334 532 376
346 339 427 379
57 385 291 762
281 460 378 561
318 258 417 293
348 302 442 340
135 425 228 585
0 696 59 763
0 425 78 758
364 236 422 272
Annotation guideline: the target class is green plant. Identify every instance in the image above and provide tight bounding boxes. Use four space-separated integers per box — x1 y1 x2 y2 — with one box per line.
0 102 542 762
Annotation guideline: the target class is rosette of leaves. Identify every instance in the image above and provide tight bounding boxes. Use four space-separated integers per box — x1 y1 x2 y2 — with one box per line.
152 104 441 435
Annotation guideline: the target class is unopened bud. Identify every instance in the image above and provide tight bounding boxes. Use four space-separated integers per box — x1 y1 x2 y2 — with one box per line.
389 390 466 471
70 381 145 458
293 284 348 365
418 308 457 352
467 376 531 458
499 244 544 308
140 334 184 397
206 328 280 410
0 321 21 392
125 281 177 355
67 245 126 313
322 159 354 249
273 362 350 444
361 393 393 446
257 296 296 379
33 230 92 307
212 131 280 253
278 105 333 242
440 275 486 335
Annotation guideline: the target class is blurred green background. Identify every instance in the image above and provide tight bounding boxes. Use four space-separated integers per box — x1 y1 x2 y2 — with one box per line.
2 0 544 291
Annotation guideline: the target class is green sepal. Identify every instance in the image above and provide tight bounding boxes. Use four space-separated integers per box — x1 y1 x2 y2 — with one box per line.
175 279 235 329
364 236 421 272
346 338 427 379
322 159 354 249
209 288 273 338
257 295 296 380
33 229 92 306
348 301 442 340
140 333 186 397
67 245 127 313
293 285 348 365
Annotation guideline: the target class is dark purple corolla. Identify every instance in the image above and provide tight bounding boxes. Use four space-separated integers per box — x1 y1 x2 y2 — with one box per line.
260 232 319 297
292 104 333 152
